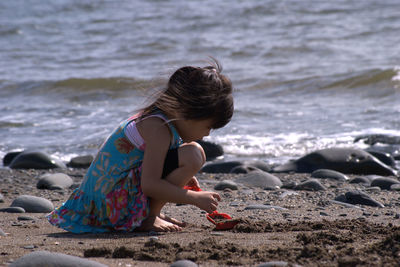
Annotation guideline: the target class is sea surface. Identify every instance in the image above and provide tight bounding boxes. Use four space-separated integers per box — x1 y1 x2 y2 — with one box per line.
1 0 400 166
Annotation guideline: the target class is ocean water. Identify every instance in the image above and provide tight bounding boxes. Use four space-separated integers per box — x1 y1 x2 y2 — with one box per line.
1 0 400 166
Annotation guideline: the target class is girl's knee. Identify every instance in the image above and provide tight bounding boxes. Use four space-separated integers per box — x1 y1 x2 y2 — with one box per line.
179 142 206 172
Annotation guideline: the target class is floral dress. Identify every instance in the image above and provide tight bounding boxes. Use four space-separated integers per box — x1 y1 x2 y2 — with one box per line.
47 111 182 233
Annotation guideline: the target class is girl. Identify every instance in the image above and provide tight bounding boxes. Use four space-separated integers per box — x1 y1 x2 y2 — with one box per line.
47 59 234 233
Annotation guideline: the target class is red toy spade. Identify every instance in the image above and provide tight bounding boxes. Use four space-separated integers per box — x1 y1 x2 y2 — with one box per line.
183 185 240 230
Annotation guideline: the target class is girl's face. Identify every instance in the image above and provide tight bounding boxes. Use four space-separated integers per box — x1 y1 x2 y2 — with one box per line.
175 118 213 142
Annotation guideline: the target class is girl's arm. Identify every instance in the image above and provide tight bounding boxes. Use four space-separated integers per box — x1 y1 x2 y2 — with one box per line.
139 117 219 213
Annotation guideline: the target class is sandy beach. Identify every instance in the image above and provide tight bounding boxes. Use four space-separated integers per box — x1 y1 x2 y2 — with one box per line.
1 167 400 266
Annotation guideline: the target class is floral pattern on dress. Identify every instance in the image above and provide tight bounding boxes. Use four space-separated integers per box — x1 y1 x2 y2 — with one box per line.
46 111 182 233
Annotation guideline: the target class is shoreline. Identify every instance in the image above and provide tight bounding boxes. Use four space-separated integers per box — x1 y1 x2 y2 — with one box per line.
1 168 400 266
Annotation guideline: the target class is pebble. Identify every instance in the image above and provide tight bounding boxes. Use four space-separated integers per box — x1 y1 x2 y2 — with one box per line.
331 200 362 209
349 176 371 185
370 177 400 190
279 191 299 199
9 251 108 267
18 216 35 221
149 236 159 242
210 232 224 236
37 173 73 190
320 212 329 216
244 204 287 211
170 260 198 267
235 171 282 189
390 184 400 191
257 261 289 267
311 169 349 181
0 228 6 236
365 187 381 193
281 181 297 189
0 193 4 203
294 179 326 191
214 180 239 191
0 207 26 213
334 191 384 208
11 195 54 213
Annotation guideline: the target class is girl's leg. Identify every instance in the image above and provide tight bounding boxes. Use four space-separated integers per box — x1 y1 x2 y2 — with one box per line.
138 142 205 232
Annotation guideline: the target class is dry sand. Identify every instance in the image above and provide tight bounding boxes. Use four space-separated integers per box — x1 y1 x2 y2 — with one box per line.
1 168 400 266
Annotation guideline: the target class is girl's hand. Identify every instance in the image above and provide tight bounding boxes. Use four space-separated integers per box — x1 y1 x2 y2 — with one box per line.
186 176 200 188
193 191 221 213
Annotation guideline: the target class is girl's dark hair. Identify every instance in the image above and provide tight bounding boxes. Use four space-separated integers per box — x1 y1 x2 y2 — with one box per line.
142 59 233 129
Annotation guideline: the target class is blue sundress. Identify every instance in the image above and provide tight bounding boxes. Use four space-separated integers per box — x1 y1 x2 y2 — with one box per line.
47 111 182 233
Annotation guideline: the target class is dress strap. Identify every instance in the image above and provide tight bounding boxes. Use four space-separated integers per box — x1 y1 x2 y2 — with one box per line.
124 112 182 150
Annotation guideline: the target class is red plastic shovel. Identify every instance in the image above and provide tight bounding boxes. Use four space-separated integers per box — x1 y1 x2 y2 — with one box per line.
183 185 240 230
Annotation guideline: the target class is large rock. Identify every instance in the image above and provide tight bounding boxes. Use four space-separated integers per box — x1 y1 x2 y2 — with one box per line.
2 151 23 166
272 148 398 176
66 155 94 168
10 195 54 213
37 173 73 190
9 151 66 169
235 171 282 189
9 251 107 267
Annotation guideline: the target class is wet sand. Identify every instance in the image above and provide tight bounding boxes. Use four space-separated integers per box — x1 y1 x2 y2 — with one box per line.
1 168 400 266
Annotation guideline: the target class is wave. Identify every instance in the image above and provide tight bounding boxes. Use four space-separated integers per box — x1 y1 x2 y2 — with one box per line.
321 68 399 90
242 67 400 99
0 77 165 98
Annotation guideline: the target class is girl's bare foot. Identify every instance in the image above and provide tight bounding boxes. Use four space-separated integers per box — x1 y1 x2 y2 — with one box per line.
136 216 182 232
159 213 187 227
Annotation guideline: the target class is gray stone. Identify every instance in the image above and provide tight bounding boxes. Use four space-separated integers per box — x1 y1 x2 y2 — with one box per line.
37 173 73 190
272 148 398 176
170 259 198 267
311 169 348 181
334 191 384 208
214 180 239 191
0 207 26 213
349 177 371 185
67 155 94 168
18 216 35 221
390 183 400 191
370 177 400 190
0 192 4 203
294 179 326 191
9 251 108 267
235 171 282 189
201 161 243 173
9 151 66 169
230 160 271 174
11 195 54 213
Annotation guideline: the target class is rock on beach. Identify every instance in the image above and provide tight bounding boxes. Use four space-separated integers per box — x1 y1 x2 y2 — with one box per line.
37 173 73 190
9 251 107 267
235 171 282 189
8 151 66 169
272 147 398 176
10 195 54 213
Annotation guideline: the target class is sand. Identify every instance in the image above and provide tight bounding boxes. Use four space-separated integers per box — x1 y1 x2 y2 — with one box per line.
1 168 400 266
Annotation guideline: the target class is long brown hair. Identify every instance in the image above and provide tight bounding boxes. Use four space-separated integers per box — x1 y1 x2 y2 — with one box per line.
141 59 233 129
